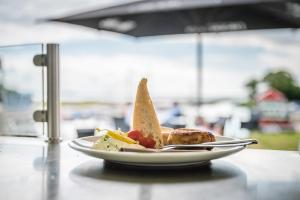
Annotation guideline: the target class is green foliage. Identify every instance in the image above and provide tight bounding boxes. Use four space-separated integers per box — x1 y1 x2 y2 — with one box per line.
239 99 256 108
263 71 300 100
245 79 259 100
245 70 300 102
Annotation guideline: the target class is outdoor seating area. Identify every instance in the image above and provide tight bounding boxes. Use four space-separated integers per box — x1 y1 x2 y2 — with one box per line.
0 0 300 200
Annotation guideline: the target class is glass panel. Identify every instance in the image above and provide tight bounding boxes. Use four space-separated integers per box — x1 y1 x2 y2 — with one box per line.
0 43 44 137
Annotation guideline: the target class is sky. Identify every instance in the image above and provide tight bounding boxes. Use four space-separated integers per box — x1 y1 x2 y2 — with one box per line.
0 0 300 103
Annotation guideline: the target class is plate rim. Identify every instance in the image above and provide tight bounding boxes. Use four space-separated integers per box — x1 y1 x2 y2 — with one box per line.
68 135 245 165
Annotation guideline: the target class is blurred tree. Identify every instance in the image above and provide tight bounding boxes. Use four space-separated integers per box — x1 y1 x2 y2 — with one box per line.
263 70 300 101
246 79 259 100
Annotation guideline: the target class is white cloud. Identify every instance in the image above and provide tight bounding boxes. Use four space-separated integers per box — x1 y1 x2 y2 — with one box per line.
0 0 131 21
60 52 254 102
0 0 133 45
204 30 300 83
1 50 254 103
204 29 300 49
256 51 300 82
0 21 129 46
60 53 197 102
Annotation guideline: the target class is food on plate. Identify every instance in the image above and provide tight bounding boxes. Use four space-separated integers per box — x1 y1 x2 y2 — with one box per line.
92 78 217 152
167 128 215 145
106 129 137 144
160 127 174 145
132 78 163 149
127 130 156 148
92 129 145 151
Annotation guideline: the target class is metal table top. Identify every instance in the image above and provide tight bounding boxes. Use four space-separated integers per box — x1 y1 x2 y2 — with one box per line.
0 137 299 200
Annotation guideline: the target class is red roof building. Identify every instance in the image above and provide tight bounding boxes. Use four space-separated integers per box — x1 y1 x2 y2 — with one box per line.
256 89 286 102
256 89 290 131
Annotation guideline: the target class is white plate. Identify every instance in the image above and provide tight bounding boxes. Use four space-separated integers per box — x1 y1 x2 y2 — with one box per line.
69 136 245 167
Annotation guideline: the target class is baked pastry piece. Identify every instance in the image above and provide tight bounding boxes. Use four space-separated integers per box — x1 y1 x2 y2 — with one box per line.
160 127 174 145
132 78 164 149
167 128 215 145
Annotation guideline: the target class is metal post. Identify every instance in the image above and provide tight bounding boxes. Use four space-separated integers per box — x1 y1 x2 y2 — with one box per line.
46 44 60 143
196 34 202 115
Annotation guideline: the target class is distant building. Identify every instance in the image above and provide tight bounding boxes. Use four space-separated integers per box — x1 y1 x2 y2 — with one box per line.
256 89 290 131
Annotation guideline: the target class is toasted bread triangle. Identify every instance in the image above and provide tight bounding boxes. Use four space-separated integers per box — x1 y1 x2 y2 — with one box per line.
132 78 163 149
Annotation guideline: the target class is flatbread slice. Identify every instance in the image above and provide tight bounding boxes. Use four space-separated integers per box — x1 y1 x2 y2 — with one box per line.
132 78 163 149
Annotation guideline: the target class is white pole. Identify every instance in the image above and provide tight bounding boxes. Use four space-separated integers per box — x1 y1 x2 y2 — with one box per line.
196 34 202 115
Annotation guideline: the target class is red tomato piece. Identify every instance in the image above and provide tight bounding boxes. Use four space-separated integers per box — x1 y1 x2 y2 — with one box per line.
127 130 142 141
127 130 156 148
138 137 147 147
145 137 156 148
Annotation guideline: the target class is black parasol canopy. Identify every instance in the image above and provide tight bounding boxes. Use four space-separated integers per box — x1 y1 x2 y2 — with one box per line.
53 0 300 37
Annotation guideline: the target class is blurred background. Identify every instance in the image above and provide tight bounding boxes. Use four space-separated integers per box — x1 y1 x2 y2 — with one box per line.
0 0 300 150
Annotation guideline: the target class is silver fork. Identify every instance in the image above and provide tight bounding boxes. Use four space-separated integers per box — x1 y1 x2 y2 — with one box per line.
165 139 258 148
121 139 258 152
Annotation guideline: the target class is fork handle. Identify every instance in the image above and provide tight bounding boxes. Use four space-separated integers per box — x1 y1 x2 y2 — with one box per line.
202 138 258 145
166 141 257 149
